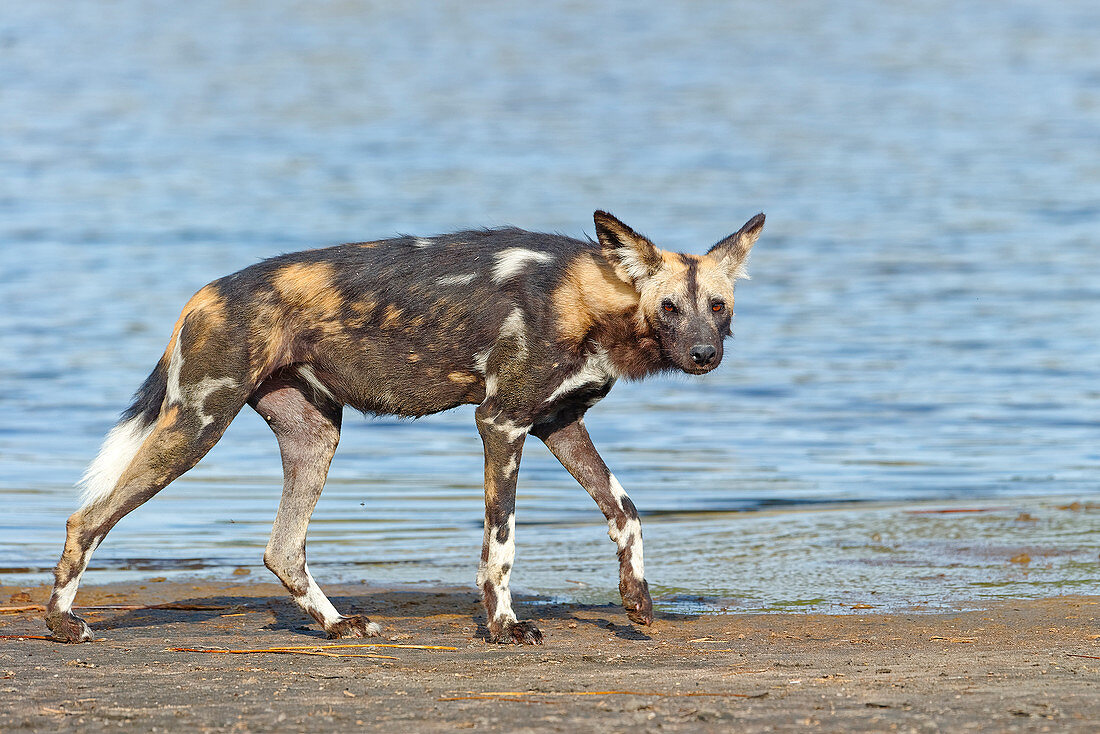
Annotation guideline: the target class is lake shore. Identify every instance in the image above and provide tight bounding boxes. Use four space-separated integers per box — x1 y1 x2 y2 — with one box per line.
2 580 1097 732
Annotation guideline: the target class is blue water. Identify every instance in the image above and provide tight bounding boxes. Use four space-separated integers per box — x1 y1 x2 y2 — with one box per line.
1 0 1098 612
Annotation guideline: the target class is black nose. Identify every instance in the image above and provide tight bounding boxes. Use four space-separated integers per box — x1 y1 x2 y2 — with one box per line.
689 344 717 366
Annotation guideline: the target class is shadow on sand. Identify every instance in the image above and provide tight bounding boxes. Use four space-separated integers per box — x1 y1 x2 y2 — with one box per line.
85 587 699 643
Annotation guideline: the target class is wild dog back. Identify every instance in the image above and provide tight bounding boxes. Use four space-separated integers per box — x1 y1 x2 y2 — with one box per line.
191 228 600 417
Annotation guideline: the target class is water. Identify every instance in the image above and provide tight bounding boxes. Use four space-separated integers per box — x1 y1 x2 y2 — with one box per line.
2 1 1099 612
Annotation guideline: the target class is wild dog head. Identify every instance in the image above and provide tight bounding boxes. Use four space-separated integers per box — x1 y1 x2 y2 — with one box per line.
594 210 764 375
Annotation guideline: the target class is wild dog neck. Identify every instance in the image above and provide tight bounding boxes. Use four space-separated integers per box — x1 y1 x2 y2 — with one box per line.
551 251 669 380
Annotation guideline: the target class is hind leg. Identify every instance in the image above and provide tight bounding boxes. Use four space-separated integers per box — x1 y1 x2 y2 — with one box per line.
46 398 246 642
251 370 380 639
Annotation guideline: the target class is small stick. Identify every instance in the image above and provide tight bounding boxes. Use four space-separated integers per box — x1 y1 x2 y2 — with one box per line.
1067 653 1100 660
170 647 397 659
476 690 763 698
80 603 234 611
175 642 459 651
439 696 551 704
0 606 46 614
0 634 53 640
0 603 236 614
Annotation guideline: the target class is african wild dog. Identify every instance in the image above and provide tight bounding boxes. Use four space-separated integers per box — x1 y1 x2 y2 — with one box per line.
45 210 764 645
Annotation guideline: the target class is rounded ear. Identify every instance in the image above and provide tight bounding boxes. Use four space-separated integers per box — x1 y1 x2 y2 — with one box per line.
594 210 663 286
706 213 764 280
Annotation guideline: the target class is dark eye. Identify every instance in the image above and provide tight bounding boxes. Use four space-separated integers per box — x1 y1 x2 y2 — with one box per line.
661 299 677 313
711 301 725 313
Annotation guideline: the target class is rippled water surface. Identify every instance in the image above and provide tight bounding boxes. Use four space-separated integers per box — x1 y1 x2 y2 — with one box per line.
2 1 1099 611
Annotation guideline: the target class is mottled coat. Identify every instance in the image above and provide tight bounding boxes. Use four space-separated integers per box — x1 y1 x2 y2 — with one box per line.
46 210 764 645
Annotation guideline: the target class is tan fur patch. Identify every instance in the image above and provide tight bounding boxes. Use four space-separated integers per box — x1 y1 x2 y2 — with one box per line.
272 262 342 317
349 298 376 315
250 262 345 383
407 353 421 362
344 297 377 330
694 258 737 310
248 292 289 384
638 256 688 317
448 371 477 385
382 304 403 328
660 251 696 268
159 404 181 428
161 284 226 363
552 252 640 346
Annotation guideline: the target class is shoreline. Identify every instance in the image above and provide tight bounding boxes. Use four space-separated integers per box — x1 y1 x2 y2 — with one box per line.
6 493 1097 617
2 580 1098 731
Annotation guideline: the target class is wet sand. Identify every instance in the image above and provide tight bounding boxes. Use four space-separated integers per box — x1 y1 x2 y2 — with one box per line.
2 580 1098 732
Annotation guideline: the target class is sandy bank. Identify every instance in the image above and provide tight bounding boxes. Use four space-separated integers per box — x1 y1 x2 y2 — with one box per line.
2 581 1097 732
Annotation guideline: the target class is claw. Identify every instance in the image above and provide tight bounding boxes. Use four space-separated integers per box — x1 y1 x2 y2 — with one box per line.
44 611 94 643
489 619 543 645
325 614 382 639
621 577 653 626
625 604 653 626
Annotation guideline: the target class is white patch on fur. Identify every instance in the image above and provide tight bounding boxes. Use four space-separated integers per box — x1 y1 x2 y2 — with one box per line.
607 475 645 579
499 307 526 337
437 272 478 286
477 513 517 622
491 248 553 283
616 247 655 283
608 474 628 503
52 577 81 613
165 333 185 406
165 330 235 429
295 563 344 627
478 411 530 443
413 237 434 248
623 518 645 579
496 418 529 443
484 374 499 398
296 364 335 403
473 349 491 375
543 349 619 404
501 454 519 478
78 416 155 508
497 307 528 359
187 376 237 429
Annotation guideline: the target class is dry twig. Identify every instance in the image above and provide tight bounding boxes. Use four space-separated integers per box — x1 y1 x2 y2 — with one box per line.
442 690 767 701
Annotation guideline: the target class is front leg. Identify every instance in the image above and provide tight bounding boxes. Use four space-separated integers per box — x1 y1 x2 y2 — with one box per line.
532 416 653 625
474 403 542 644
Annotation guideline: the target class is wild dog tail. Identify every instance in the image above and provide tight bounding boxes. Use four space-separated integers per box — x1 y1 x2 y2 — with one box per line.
76 358 170 508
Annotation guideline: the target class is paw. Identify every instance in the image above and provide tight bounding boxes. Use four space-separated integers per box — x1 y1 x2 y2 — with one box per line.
45 611 94 643
325 615 382 639
489 619 543 645
620 578 653 626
